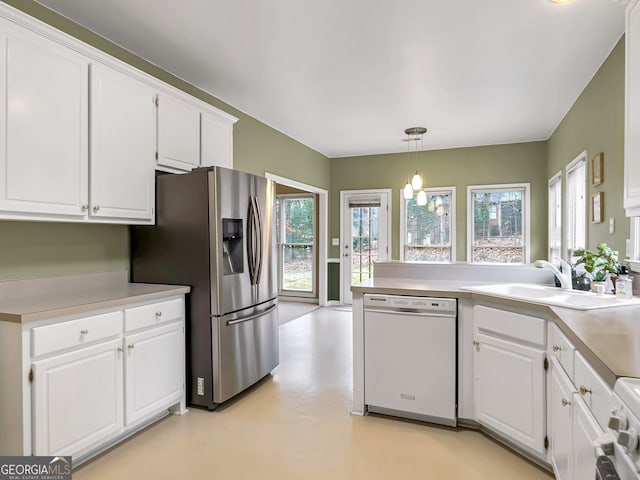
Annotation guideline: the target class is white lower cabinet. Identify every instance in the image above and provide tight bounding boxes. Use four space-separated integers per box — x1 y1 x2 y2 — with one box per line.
572 394 604 480
27 296 185 461
124 322 184 426
549 357 576 480
473 305 547 458
32 339 124 457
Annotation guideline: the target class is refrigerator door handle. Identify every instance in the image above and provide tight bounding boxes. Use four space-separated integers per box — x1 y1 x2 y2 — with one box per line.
225 304 277 326
247 197 258 285
254 196 264 285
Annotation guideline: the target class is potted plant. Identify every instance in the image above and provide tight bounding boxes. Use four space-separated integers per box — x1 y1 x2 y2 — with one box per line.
572 243 620 293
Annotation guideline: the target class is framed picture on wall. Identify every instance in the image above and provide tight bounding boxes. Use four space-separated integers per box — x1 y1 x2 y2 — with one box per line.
592 192 603 223
592 152 604 186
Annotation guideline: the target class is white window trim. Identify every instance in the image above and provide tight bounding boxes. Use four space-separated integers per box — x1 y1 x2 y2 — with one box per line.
399 186 456 262
467 183 531 264
548 171 562 262
630 217 640 273
565 151 587 260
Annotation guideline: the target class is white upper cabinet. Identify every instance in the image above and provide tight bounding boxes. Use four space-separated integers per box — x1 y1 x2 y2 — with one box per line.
625 0 640 216
0 25 88 219
201 111 234 169
157 94 201 171
89 63 155 223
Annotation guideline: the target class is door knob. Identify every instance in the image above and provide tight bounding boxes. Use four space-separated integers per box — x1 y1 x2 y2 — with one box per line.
561 398 571 407
553 345 561 352
579 386 592 395
127 343 135 350
93 205 100 212
472 340 480 347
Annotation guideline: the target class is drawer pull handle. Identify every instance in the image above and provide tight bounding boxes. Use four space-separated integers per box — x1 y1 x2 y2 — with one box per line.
472 340 480 347
155 311 162 317
553 345 561 352
80 329 89 335
579 386 592 395
93 205 100 212
561 398 571 407
81 204 88 212
128 344 135 350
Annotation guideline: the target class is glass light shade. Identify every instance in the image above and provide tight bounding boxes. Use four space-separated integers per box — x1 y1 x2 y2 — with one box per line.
435 196 443 207
411 172 423 191
428 202 435 212
436 205 445 216
416 189 427 206
403 183 414 199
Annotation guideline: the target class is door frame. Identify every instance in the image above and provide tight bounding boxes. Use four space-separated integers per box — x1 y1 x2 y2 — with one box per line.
340 189 392 304
265 172 328 306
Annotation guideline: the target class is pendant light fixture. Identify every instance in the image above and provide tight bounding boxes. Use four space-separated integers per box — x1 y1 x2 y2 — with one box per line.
403 127 427 201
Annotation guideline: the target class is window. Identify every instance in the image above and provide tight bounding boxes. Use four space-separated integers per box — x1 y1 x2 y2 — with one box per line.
275 194 316 295
566 151 587 260
548 172 562 263
467 183 530 264
400 187 455 262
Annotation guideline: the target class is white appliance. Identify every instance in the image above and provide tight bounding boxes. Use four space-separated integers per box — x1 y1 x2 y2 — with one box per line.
363 294 457 427
597 378 640 480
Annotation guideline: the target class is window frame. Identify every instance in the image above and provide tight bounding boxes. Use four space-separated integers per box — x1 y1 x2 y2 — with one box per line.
565 151 587 261
630 217 640 273
548 171 562 263
466 182 531 264
399 186 456 262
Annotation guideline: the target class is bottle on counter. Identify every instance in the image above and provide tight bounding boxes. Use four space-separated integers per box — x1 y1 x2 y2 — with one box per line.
616 265 634 299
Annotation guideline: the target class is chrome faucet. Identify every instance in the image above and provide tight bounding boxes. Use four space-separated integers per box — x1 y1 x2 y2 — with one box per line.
534 259 573 290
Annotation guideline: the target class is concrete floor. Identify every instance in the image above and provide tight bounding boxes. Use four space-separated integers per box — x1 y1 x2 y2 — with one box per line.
75 307 552 480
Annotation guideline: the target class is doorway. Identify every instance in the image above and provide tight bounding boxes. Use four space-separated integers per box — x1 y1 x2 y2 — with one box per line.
340 190 391 304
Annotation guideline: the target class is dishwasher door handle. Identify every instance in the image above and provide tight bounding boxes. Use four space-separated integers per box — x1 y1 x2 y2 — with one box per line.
364 308 456 318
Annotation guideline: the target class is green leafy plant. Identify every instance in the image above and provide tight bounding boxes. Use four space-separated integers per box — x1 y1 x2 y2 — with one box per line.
572 243 620 282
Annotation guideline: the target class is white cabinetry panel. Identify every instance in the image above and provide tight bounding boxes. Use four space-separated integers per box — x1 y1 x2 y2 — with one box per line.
89 63 155 222
124 322 183 425
157 94 200 171
572 395 604 480
32 339 124 457
0 25 88 218
549 358 575 480
625 0 640 216
201 111 233 169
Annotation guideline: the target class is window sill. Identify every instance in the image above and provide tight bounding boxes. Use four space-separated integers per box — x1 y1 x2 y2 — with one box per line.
629 259 640 274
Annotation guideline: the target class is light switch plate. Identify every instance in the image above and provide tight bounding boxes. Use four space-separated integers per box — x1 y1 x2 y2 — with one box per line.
332 237 340 246
609 217 615 235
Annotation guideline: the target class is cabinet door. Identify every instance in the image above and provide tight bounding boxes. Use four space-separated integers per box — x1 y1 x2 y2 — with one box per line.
572 395 604 480
473 333 546 456
201 112 233 169
89 63 156 222
32 339 124 457
625 0 640 216
124 322 184 426
157 94 200 171
0 27 88 218
549 358 575 480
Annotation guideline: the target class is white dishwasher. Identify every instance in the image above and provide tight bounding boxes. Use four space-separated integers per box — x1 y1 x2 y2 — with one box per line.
364 294 457 427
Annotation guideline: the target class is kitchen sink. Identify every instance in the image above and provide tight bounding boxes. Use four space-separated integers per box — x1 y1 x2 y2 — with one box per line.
465 283 640 310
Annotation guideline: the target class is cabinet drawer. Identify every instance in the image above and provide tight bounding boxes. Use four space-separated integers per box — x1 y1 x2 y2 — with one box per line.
474 305 546 346
32 311 122 357
549 323 576 380
574 351 615 432
124 298 183 332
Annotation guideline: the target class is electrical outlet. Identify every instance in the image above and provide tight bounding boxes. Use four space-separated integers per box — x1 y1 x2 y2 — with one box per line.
332 237 340 246
197 377 204 396
609 217 615 235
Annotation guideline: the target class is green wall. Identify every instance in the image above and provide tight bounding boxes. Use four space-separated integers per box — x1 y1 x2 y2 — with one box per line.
547 37 627 255
330 142 548 261
0 0 330 281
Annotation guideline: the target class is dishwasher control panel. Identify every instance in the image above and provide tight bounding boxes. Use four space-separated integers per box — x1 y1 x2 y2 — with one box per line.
364 294 456 314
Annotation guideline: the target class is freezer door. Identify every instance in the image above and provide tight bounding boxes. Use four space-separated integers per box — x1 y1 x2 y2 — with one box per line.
209 168 254 316
213 300 279 404
253 175 278 305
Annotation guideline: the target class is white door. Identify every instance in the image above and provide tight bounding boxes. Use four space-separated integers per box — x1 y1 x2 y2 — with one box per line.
549 358 575 480
341 190 390 303
89 63 155 222
124 322 184 426
32 339 124 457
0 27 88 218
157 93 200 171
572 395 604 480
473 332 546 456
201 111 233 169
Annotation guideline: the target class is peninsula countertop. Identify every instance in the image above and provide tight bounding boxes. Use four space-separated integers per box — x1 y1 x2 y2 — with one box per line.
0 271 190 323
352 277 640 387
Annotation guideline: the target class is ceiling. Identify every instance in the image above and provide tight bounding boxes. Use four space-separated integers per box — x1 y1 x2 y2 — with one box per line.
35 0 626 158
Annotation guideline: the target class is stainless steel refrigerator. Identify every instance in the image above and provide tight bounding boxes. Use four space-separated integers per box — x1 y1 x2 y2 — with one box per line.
130 166 278 410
